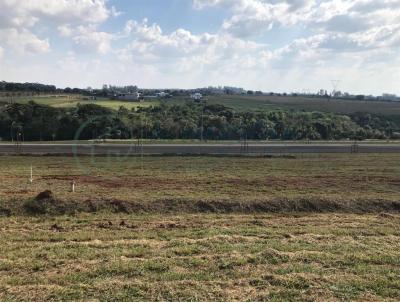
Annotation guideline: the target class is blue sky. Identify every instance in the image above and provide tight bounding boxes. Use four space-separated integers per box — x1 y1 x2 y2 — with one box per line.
107 0 228 34
0 0 399 95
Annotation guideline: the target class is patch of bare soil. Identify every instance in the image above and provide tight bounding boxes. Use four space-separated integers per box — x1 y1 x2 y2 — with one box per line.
30 174 400 193
41 175 195 190
3 189 29 195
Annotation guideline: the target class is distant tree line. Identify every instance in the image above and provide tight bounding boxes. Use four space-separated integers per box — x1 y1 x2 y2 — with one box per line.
0 81 57 93
0 101 398 141
0 81 88 95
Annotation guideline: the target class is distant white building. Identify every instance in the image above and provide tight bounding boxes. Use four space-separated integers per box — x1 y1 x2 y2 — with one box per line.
190 92 203 101
115 92 140 101
156 92 168 98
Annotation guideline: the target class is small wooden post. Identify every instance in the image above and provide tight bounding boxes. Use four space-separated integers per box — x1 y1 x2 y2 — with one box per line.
71 180 75 193
29 165 33 184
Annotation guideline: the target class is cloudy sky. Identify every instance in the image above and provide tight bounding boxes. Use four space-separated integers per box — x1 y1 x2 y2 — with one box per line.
0 0 399 95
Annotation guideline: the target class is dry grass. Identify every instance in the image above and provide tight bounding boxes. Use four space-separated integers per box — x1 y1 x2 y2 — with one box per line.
0 154 399 215
0 154 399 301
0 213 399 301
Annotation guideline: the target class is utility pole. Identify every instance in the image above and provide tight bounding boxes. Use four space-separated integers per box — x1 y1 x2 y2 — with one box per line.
241 133 249 154
200 111 204 142
15 127 23 153
10 121 15 143
140 115 144 174
239 118 249 154
351 140 359 154
200 100 206 142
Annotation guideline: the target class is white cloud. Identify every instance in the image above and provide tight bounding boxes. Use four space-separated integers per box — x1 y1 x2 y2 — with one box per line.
0 0 116 56
118 18 280 86
72 26 113 54
0 46 4 59
286 0 315 11
58 24 73 37
0 0 38 29
110 6 123 18
0 0 112 29
193 0 400 41
0 29 50 54
58 54 84 72
119 19 220 62
35 0 109 23
318 14 369 33
193 0 316 37
190 0 400 93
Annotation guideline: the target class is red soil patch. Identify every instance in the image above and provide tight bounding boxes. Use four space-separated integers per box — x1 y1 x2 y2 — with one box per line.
35 174 400 192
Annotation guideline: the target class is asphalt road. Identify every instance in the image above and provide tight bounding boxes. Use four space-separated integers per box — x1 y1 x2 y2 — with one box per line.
0 143 399 155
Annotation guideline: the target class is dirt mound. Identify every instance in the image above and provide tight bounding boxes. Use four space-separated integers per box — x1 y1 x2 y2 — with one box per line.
102 198 395 214
35 190 54 201
24 190 79 215
17 197 400 216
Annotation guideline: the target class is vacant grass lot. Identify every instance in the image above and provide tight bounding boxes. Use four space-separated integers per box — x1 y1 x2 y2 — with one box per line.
0 154 399 301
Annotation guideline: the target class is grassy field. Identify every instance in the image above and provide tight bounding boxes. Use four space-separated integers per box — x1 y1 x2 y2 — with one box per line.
7 94 400 116
203 95 400 116
1 154 399 301
8 95 158 110
1 213 399 301
0 154 400 209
